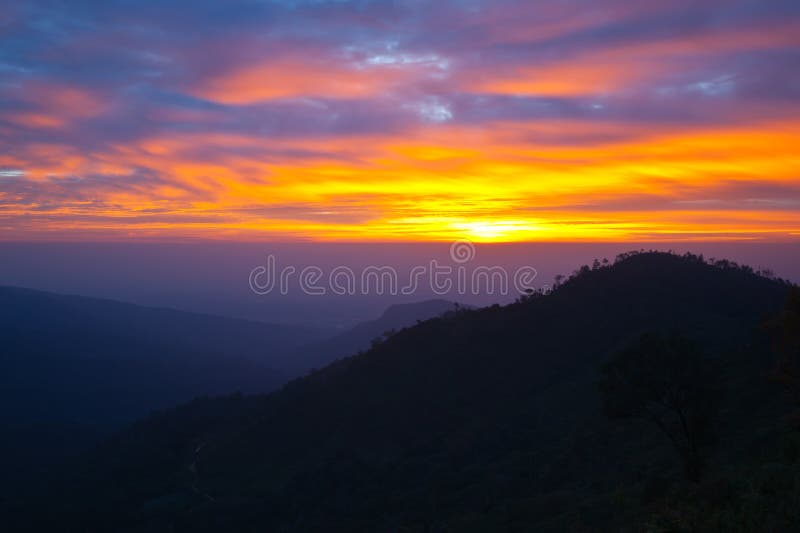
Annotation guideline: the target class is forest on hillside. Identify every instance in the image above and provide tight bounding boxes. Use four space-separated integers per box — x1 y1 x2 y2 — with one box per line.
3 252 800 532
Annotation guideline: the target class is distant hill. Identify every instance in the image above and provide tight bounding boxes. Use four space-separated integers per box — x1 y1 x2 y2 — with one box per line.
5 253 797 532
0 286 329 478
286 299 464 375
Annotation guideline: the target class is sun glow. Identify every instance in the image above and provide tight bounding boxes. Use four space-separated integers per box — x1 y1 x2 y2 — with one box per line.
4 118 800 242
449 221 540 242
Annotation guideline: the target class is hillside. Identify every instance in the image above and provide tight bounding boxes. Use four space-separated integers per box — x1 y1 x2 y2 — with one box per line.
0 287 329 481
286 299 464 375
6 252 798 532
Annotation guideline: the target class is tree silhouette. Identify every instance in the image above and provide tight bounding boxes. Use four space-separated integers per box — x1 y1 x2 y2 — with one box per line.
768 287 800 428
599 332 716 481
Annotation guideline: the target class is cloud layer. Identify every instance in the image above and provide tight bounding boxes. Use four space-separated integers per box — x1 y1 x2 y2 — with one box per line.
1 0 799 241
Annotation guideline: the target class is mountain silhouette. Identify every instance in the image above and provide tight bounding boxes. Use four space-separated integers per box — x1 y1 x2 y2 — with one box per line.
286 298 465 375
0 286 331 480
5 252 797 531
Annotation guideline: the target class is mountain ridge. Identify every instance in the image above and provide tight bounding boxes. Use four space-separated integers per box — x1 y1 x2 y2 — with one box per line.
0 284 325 483
286 298 464 375
6 251 796 531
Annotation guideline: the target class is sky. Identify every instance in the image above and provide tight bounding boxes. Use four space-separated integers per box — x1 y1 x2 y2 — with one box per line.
1 0 800 243
2 241 799 326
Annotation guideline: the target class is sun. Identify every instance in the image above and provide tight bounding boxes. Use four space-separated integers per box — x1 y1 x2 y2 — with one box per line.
453 220 541 242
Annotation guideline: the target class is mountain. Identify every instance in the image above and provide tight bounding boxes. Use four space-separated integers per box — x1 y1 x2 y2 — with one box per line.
286 299 464 375
5 252 798 532
0 286 328 479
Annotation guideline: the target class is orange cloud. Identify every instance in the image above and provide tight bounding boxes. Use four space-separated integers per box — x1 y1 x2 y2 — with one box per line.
5 112 66 129
470 61 642 97
2 82 108 132
464 21 800 97
190 56 441 104
3 117 800 242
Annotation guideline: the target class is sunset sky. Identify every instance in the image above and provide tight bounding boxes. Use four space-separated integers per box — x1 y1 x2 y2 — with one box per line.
2 0 799 242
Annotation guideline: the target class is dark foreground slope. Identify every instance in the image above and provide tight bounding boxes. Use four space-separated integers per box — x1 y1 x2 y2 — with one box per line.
7 253 798 532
